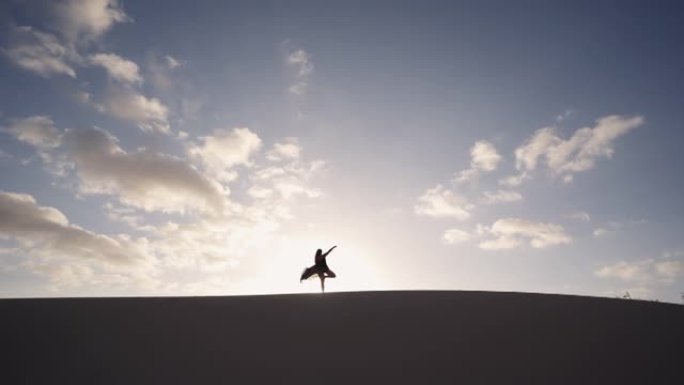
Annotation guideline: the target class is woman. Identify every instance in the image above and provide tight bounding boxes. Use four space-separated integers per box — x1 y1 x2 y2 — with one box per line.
300 246 337 293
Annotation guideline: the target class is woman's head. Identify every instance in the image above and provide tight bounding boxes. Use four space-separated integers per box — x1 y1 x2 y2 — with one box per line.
316 249 322 257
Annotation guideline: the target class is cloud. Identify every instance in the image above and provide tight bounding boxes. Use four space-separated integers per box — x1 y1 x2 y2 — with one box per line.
567 211 591 222
287 49 313 95
481 190 523 205
165 55 181 69
288 49 313 77
2 5 157 134
455 141 502 183
2 2 128 80
3 116 65 174
1 113 327 293
266 138 301 161
0 191 159 291
654 260 684 280
3 116 61 149
146 53 182 91
592 219 645 238
146 157 324 273
151 214 277 272
555 109 574 123
4 120 224 215
90 53 142 84
660 248 684 259
479 218 572 250
515 115 643 181
61 127 226 214
51 0 129 43
415 185 472 220
593 228 611 238
0 191 149 266
7 116 322 219
249 159 325 204
596 258 684 284
499 173 527 187
96 88 170 133
3 26 77 78
188 128 262 183
153 148 324 272
595 261 648 281
442 228 471 245
1 114 329 294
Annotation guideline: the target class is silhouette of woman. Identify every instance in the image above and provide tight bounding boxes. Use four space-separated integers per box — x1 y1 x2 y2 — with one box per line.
300 246 337 292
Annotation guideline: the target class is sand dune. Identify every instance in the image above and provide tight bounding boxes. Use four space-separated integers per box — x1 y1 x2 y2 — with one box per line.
1 291 682 384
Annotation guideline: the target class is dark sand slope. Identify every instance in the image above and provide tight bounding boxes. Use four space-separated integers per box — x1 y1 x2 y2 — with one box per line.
1 291 682 384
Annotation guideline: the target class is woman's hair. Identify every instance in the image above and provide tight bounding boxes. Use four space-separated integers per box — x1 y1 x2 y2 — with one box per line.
316 249 322 257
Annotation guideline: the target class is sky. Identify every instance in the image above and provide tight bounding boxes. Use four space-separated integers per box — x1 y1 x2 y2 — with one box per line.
1 0 683 302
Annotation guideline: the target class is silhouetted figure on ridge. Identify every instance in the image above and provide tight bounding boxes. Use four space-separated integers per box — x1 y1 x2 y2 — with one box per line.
300 246 337 293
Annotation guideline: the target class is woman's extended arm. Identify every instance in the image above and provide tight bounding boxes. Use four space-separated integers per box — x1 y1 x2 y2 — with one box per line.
322 245 337 258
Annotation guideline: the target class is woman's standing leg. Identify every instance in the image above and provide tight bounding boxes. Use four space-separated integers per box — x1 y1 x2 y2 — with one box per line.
319 274 326 293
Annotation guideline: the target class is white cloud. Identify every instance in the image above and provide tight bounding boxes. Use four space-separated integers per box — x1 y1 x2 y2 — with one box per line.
151 214 277 272
288 49 314 77
470 140 502 171
3 120 224 216
289 83 307 96
555 109 574 123
90 53 142 84
188 128 262 183
287 49 313 95
3 2 128 81
247 185 274 200
156 152 324 271
515 115 643 181
3 116 61 149
52 0 128 43
96 88 170 133
165 55 181 69
267 138 301 161
479 218 572 250
592 219 645 238
596 258 684 284
481 189 522 204
146 54 182 91
596 261 648 281
273 182 321 200
10 119 319 217
3 26 77 78
661 248 684 259
442 228 471 245
593 228 611 238
455 140 502 183
567 211 591 222
0 191 149 266
1 114 328 294
499 173 527 187
250 159 325 203
150 161 324 272
654 260 684 280
515 128 560 172
61 127 226 214
415 185 472 220
0 191 159 291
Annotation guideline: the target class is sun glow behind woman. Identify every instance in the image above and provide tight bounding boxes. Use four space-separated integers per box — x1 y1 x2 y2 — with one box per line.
233 236 385 295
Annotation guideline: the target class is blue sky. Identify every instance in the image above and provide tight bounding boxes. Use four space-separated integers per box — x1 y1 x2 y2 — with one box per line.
1 0 683 302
